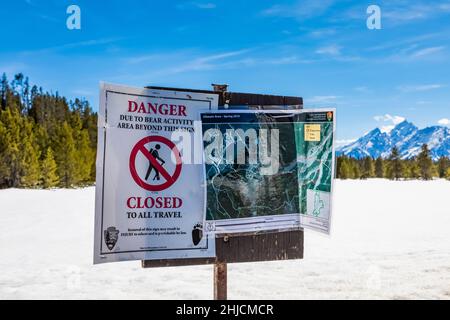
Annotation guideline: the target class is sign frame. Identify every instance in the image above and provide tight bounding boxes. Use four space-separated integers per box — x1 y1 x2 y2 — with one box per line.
94 83 219 264
142 85 305 269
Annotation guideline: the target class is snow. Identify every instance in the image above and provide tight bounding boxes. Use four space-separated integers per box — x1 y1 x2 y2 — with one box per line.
337 121 450 160
1 180 450 299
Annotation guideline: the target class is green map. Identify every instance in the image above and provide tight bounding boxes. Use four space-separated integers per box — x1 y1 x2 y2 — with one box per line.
201 110 335 234
202 112 299 221
294 112 334 216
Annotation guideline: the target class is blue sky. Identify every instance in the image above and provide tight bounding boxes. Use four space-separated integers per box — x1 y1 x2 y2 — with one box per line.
1 0 450 143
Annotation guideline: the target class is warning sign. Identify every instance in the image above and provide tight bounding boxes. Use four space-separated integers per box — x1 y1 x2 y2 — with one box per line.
129 135 182 191
94 83 218 264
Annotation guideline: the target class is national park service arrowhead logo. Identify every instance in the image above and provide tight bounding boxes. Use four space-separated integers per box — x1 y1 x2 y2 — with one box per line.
326 111 333 121
104 226 119 250
192 223 203 246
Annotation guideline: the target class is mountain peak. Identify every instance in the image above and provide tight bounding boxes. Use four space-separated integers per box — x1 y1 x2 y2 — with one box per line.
393 119 416 129
394 119 407 127
337 120 449 160
367 127 382 136
390 120 418 143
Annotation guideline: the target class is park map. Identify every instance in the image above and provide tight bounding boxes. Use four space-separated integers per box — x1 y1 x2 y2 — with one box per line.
201 109 335 234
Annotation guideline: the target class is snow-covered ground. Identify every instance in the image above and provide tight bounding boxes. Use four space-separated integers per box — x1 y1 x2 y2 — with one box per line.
1 179 450 299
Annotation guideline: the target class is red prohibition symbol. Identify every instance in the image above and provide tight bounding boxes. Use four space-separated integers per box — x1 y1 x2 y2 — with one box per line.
129 135 182 191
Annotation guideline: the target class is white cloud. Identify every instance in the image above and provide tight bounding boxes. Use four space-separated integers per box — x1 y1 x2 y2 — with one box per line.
441 3 450 11
336 139 356 148
416 100 431 105
398 84 445 92
192 2 216 9
316 45 341 56
25 0 38 7
381 44 446 63
381 2 450 25
177 2 217 10
21 38 123 55
263 55 312 65
374 114 406 133
354 86 370 93
166 49 251 74
314 45 361 61
306 95 340 104
261 0 335 19
125 53 172 64
383 8 427 22
438 118 450 126
309 28 336 38
379 125 395 133
374 114 405 124
410 46 445 58
367 33 441 53
119 48 315 82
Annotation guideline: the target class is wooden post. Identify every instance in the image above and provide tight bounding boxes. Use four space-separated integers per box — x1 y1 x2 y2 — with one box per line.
212 83 229 301
214 262 227 300
142 85 304 300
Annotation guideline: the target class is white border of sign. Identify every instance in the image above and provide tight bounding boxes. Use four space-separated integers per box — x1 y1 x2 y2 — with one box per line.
200 108 336 235
94 83 218 264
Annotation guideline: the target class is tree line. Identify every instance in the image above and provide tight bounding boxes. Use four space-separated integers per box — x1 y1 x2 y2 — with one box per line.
0 73 97 188
337 145 450 180
1 72 448 188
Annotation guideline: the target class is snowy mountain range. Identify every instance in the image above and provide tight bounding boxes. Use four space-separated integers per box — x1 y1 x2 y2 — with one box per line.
337 120 450 160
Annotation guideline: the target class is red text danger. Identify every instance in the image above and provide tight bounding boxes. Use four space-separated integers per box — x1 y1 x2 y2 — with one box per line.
128 101 187 116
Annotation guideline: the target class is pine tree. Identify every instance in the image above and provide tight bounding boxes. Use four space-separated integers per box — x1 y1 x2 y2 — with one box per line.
417 144 433 180
0 108 23 187
406 159 420 179
41 148 59 188
437 157 449 178
388 146 403 180
53 122 77 187
0 107 41 187
1 73 8 109
351 160 361 179
446 168 450 180
338 157 350 179
375 157 384 178
23 76 31 112
361 157 375 179
0 73 98 189
0 112 11 186
11 73 26 114
385 160 393 179
74 129 94 184
20 118 41 187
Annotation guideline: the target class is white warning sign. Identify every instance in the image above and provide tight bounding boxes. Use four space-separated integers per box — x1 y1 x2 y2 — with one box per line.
94 83 218 264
